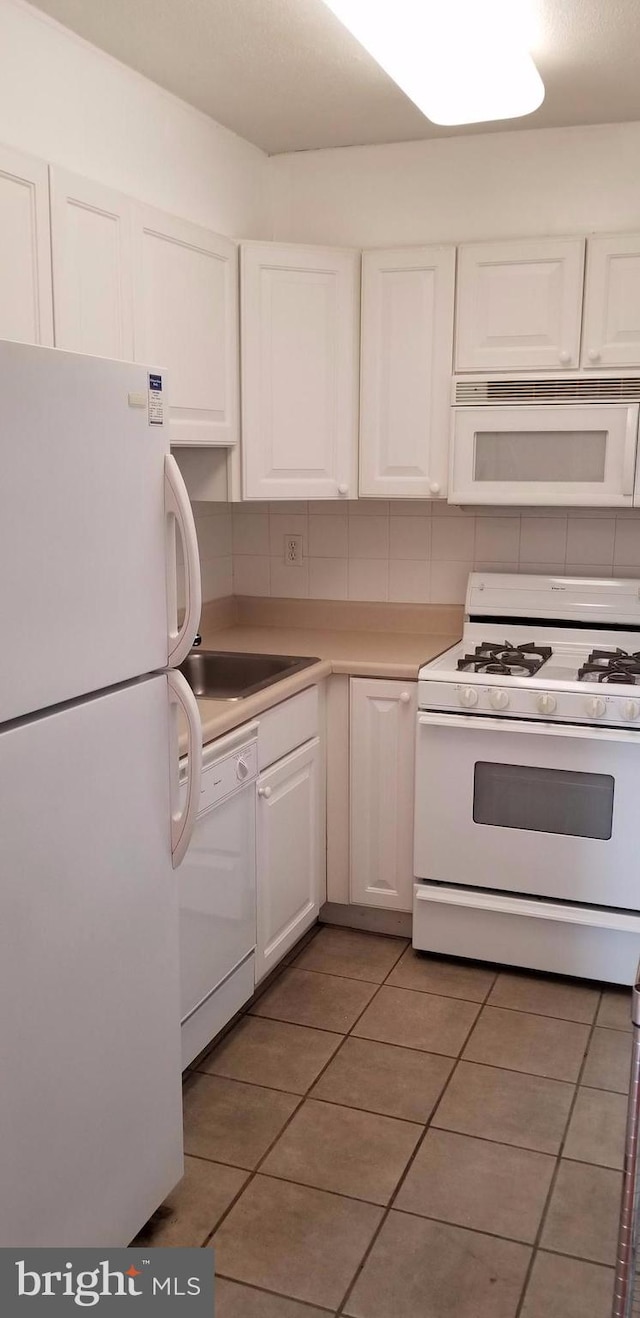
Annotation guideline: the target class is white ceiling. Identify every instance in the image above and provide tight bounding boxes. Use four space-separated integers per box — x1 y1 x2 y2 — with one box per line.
28 0 640 155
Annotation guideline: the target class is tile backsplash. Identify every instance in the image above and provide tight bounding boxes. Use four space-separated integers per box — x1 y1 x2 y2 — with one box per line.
190 504 233 602
226 501 640 606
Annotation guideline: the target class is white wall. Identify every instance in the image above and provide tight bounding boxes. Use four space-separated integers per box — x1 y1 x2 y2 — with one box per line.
270 121 640 248
0 0 270 237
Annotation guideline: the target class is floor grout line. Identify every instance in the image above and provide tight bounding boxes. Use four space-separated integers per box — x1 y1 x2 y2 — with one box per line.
236 1016 602 1083
212 1233 619 1318
215 1272 336 1312
296 1089 451 1129
413 1120 572 1157
512 984 606 1318
474 999 604 1026
200 934 412 1284
334 964 500 1315
190 1021 617 1087
171 934 628 1313
199 930 410 1255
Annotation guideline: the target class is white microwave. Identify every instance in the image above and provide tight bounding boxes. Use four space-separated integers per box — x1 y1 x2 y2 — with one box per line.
449 376 640 506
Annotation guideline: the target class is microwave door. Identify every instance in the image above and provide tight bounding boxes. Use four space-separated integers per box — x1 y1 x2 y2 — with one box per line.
449 404 639 506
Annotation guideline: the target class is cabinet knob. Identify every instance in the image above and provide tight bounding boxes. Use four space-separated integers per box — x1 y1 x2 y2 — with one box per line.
258 785 272 799
588 347 601 362
400 691 411 704
337 484 348 496
558 350 571 365
429 481 441 496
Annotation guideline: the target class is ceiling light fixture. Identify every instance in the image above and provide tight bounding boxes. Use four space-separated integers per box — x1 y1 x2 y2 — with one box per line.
321 0 544 126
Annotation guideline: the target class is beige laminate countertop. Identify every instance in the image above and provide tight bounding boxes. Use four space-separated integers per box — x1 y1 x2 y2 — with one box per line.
187 621 459 747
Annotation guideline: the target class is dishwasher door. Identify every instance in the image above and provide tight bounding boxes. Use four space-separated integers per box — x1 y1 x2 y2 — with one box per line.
179 729 257 1067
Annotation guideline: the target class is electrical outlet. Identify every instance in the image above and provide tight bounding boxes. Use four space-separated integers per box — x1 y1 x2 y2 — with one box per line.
284 534 303 566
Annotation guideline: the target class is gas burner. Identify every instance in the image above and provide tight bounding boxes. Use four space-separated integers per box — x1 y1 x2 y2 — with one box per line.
578 648 640 684
457 640 552 677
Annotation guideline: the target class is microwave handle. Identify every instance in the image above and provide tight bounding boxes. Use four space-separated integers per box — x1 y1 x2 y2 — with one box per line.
418 710 640 746
622 405 639 496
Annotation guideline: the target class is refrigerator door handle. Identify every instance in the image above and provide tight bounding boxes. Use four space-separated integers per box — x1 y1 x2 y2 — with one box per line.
167 669 202 868
165 453 202 668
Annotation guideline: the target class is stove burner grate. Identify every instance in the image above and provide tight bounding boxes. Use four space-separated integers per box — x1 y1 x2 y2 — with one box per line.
457 640 552 677
578 648 640 684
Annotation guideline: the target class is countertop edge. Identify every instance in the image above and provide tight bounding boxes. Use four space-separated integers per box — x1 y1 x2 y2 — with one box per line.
181 628 459 750
195 659 332 747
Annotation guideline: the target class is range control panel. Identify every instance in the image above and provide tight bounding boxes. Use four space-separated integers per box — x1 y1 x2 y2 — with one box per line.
419 680 640 727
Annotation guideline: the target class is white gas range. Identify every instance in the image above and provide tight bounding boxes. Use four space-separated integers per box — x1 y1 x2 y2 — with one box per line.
413 572 640 985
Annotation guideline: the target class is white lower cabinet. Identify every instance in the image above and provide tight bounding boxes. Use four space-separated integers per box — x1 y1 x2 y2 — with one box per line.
350 678 417 911
255 736 324 981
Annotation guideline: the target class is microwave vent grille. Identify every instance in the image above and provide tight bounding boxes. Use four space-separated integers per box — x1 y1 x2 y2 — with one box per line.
454 377 640 405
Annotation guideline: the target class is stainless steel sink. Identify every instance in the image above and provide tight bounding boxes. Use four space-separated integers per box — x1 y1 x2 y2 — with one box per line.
178 649 320 700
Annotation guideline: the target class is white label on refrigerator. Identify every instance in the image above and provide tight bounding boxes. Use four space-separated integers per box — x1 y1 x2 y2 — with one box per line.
148 373 164 426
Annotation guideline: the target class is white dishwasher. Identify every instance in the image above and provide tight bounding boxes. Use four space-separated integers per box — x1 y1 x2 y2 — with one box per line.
178 723 258 1069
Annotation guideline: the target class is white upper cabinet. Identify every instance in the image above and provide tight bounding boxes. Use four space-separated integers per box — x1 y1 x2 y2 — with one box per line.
350 678 417 912
582 234 640 369
359 246 455 499
0 144 53 346
49 168 134 359
133 207 238 447
455 237 585 372
241 242 360 500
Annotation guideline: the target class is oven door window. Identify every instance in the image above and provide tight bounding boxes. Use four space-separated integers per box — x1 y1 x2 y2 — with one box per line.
473 761 614 840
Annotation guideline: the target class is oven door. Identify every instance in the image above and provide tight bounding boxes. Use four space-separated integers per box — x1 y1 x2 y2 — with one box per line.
449 404 639 505
415 711 640 908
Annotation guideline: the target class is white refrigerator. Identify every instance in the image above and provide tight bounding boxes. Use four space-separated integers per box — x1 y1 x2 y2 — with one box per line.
0 340 203 1247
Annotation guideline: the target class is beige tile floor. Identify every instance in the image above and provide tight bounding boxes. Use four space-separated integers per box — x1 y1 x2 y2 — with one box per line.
134 925 633 1317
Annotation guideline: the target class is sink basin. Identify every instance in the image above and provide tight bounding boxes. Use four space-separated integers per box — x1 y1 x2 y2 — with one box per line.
178 649 320 701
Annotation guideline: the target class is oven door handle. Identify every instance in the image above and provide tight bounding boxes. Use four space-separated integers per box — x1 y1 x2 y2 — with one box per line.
418 710 640 745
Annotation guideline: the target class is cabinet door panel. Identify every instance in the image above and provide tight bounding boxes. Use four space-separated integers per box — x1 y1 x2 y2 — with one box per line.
256 738 323 981
582 234 640 368
350 679 417 911
50 168 133 358
241 243 359 499
134 208 238 446
360 246 454 498
0 144 52 346
456 238 584 372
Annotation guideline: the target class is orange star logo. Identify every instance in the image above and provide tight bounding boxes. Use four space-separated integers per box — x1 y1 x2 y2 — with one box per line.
126 1266 141 1277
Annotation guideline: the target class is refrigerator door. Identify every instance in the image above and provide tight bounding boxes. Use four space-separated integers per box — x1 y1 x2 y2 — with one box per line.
0 340 201 723
0 674 185 1246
